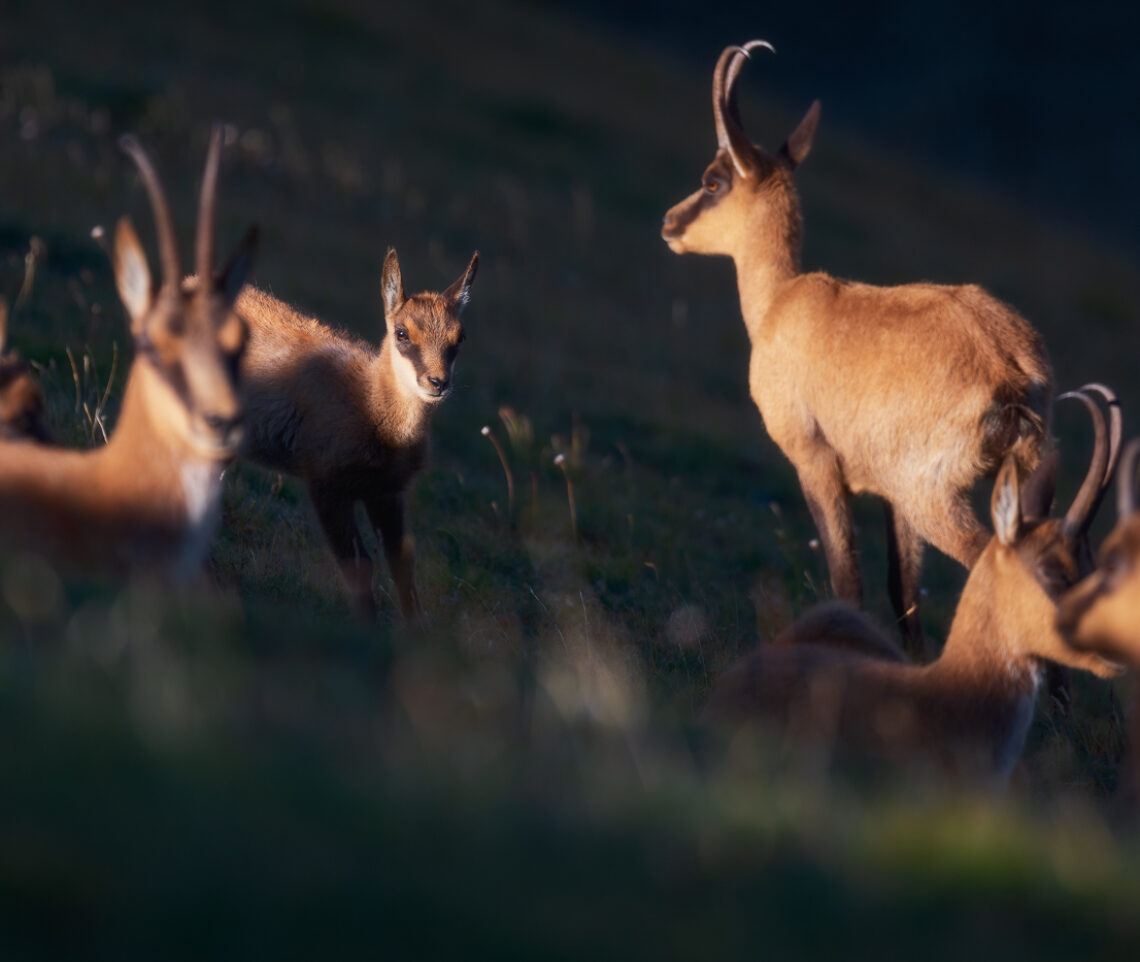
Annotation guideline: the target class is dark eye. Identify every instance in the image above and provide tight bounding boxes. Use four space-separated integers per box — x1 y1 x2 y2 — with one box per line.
703 179 720 194
1036 553 1074 596
396 328 409 342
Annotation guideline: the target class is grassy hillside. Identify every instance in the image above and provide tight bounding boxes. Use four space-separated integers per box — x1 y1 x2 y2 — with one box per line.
1 0 1139 955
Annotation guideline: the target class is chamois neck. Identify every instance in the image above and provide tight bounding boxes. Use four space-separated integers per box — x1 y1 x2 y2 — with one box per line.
374 339 434 445
104 363 184 466
733 186 803 326
938 565 1041 695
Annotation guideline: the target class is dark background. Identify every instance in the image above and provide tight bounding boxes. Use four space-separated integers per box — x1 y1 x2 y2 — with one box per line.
1 1 1140 956
553 0 1140 254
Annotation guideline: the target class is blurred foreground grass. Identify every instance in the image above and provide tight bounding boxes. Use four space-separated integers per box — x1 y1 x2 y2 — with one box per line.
1 0 1140 955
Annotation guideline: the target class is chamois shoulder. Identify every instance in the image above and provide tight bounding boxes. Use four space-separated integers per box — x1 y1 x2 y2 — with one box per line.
237 286 375 359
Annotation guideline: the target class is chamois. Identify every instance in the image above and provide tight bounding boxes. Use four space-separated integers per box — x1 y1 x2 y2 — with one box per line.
234 248 478 618
702 388 1122 781
663 41 1052 652
0 298 51 443
1057 438 1140 664
0 128 256 579
1057 438 1140 803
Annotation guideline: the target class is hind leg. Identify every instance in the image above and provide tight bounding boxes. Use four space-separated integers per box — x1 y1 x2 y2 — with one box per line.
884 502 926 659
915 490 989 571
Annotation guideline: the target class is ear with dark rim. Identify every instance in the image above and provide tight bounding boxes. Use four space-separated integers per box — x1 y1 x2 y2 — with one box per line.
991 455 1022 547
381 247 405 320
1020 446 1059 521
215 225 259 308
112 216 154 337
779 99 821 169
443 251 479 315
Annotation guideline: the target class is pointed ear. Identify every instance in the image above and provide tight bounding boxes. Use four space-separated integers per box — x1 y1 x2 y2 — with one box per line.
381 247 405 320
443 251 479 315
112 216 154 334
779 99 820 169
991 456 1022 547
215 225 259 307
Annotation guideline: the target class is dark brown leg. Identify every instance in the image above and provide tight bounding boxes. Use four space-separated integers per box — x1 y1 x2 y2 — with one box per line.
309 481 379 620
365 489 422 620
884 502 926 658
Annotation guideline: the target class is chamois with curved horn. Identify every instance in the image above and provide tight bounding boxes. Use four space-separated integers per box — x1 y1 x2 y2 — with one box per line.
0 297 51 444
1057 438 1140 664
1056 436 1140 805
663 41 1053 653
0 127 257 579
702 389 1122 780
234 247 478 619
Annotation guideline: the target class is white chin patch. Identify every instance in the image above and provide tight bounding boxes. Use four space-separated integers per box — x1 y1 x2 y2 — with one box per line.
395 354 422 396
177 461 224 581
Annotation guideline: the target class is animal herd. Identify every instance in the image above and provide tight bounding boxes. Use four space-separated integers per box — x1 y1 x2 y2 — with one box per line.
1 41 1137 789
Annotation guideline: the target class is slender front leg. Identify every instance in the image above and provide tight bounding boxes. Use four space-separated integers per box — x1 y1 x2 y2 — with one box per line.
884 501 926 658
309 480 379 620
365 489 422 620
796 449 862 605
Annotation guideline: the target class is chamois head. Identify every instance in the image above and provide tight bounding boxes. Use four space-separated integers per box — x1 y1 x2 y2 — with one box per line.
381 248 478 403
113 125 256 459
1056 438 1140 664
0 297 51 444
662 40 820 259
973 388 1123 679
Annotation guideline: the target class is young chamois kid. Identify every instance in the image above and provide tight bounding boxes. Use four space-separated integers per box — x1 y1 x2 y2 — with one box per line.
663 41 1052 653
0 298 51 443
235 248 478 618
702 388 1123 781
0 128 256 579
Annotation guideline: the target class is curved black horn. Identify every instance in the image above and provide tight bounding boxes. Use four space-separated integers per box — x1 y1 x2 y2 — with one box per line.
119 134 181 286
713 40 774 177
1118 438 1140 519
724 39 776 111
195 123 224 287
1074 383 1122 509
1058 388 1110 536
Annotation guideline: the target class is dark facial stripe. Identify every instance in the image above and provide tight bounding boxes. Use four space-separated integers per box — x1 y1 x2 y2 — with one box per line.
667 189 723 236
398 339 427 380
137 332 193 413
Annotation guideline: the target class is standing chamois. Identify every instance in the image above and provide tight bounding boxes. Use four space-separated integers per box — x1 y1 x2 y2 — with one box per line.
0 128 256 579
662 41 1052 651
235 248 478 618
702 388 1123 781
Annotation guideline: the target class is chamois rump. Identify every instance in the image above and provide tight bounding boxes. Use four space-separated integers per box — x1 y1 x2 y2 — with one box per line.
702 389 1123 781
0 128 256 579
234 247 478 618
662 41 1052 652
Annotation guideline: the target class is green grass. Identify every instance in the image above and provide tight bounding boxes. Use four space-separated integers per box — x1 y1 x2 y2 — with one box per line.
1 0 1140 955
